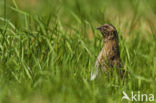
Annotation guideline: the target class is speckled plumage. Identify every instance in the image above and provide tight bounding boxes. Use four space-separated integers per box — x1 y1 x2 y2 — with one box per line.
91 24 123 80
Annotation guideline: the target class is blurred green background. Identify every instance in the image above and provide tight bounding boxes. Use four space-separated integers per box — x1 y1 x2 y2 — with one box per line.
0 0 156 103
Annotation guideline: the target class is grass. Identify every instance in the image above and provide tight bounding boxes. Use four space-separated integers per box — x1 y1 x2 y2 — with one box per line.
0 0 156 103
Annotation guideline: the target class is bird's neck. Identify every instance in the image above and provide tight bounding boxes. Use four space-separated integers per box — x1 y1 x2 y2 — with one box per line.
103 38 119 53
104 38 118 44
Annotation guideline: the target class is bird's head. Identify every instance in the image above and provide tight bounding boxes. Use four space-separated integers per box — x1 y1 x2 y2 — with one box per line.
97 24 118 40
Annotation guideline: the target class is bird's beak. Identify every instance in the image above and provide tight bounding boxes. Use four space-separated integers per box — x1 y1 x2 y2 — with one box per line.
96 26 102 31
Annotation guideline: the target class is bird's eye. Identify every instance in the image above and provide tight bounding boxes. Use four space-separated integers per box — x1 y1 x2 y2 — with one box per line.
104 25 109 28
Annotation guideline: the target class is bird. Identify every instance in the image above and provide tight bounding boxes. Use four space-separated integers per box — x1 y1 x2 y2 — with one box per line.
90 24 124 80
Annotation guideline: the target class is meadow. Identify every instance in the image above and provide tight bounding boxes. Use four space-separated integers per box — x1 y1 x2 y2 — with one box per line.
0 0 156 103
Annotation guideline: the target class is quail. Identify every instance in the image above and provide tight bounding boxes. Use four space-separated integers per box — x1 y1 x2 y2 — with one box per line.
91 24 124 80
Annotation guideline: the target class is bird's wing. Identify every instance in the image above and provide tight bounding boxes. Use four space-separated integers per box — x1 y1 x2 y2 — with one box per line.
90 50 103 81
